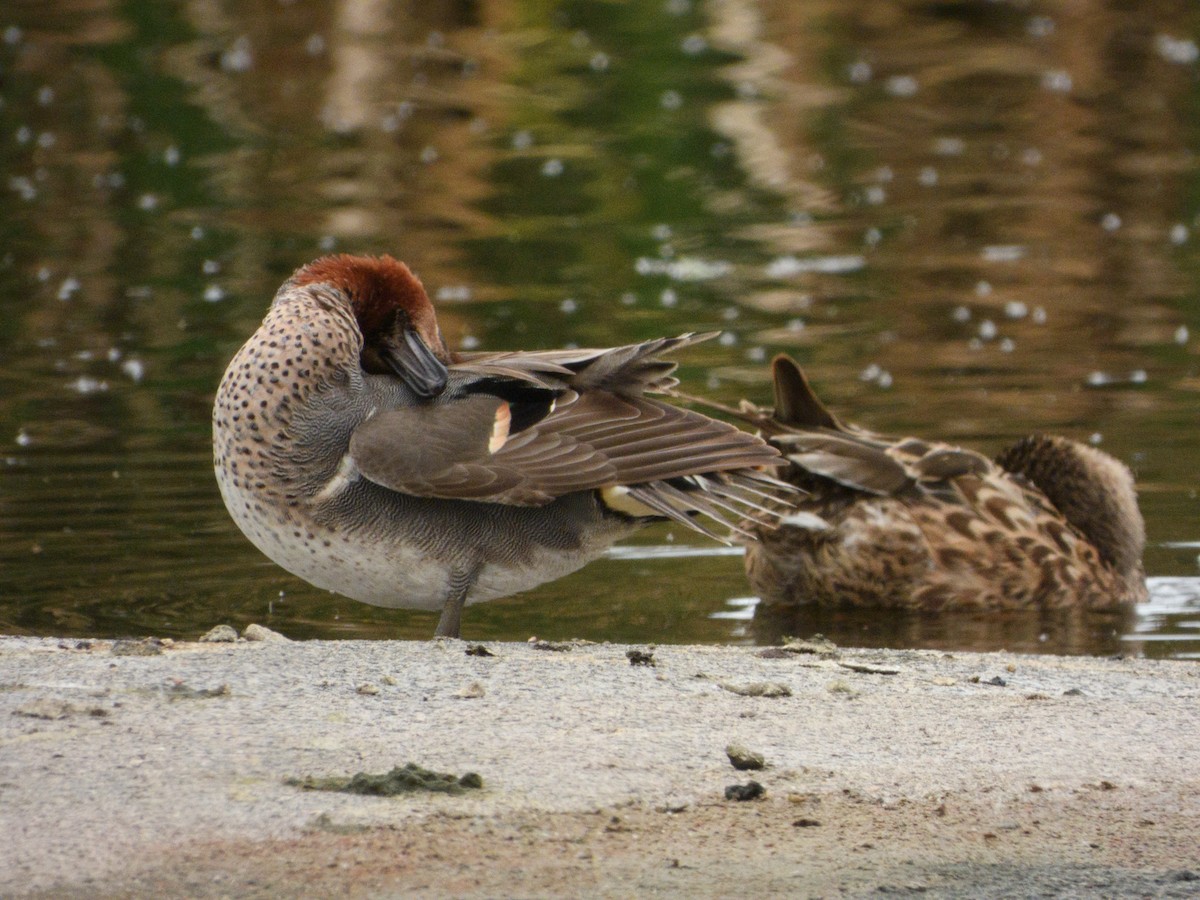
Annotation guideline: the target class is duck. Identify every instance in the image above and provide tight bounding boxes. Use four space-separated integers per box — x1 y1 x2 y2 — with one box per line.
212 254 791 638
724 355 1147 611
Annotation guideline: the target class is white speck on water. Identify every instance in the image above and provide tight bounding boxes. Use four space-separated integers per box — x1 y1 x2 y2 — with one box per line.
201 259 220 275
635 256 731 282
9 176 36 201
15 125 31 145
1174 325 1189 344
3 25 22 45
1155 34 1199 65
305 34 325 56
511 130 533 151
864 184 886 205
620 292 637 306
847 60 872 84
590 52 610 72
859 364 893 388
933 137 964 156
978 319 997 340
15 429 31 447
107 347 122 363
1101 212 1122 232
318 235 337 251
559 297 578 314
541 158 563 177
746 345 766 363
435 285 472 302
36 85 54 106
718 331 737 347
1130 369 1147 384
1031 306 1047 324
74 350 94 362
57 277 80 301
203 284 225 303
138 193 159 211
682 34 707 55
121 358 145 383
163 145 181 166
36 131 55 149
1041 70 1072 93
918 166 938 186
660 89 683 110
876 167 894 183
106 172 125 189
660 288 678 308
665 0 691 16
651 223 673 241
885 75 918 97
953 306 971 323
1086 371 1110 387
864 227 882 247
1004 300 1028 319
1027 16 1055 38
70 376 108 395
999 338 1015 353
36 267 51 283
788 318 805 332
191 226 205 240
766 254 866 277
1089 432 1103 445
706 374 720 390
1020 147 1043 166
1170 223 1189 245
419 145 438 164
981 245 1025 263
469 116 488 135
220 36 254 73
722 306 739 321
460 335 480 350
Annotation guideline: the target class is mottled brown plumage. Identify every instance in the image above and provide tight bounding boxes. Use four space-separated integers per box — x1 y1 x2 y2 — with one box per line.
213 254 791 637
736 356 1147 611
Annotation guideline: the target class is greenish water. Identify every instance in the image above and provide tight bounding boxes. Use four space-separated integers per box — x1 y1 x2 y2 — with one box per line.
0 0 1197 656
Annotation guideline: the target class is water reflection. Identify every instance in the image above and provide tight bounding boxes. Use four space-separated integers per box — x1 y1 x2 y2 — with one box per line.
747 596 1137 657
0 0 1196 656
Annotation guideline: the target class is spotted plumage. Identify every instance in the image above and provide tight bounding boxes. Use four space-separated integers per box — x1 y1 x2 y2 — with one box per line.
729 356 1147 611
213 254 791 637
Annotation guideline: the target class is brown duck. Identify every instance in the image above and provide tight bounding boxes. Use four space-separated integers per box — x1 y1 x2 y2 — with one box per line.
213 254 791 638
728 356 1147 611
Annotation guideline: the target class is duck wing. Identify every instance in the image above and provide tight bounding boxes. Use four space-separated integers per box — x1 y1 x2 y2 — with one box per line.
347 337 787 536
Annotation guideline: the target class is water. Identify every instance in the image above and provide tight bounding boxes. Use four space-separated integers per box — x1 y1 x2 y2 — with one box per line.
0 0 1197 656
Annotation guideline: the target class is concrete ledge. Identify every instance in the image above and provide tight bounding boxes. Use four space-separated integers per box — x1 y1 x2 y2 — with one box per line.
2 636 1198 896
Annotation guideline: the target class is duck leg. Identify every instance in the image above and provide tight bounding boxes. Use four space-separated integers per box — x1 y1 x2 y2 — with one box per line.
434 566 478 639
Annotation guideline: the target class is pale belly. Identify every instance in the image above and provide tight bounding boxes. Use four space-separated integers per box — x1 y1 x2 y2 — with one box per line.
216 468 616 611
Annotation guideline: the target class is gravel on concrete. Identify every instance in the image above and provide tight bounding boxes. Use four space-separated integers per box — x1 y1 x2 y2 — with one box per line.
1 635 1198 897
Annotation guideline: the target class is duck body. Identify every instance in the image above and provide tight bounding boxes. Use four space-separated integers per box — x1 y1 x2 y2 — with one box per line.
213 255 787 636
740 357 1147 612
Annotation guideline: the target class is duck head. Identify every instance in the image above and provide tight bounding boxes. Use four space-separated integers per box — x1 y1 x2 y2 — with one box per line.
287 254 451 399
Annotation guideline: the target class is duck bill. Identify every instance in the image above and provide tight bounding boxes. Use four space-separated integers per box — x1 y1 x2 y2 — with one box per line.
387 328 449 398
